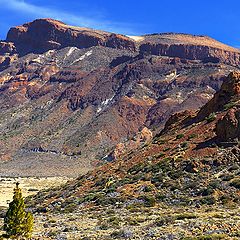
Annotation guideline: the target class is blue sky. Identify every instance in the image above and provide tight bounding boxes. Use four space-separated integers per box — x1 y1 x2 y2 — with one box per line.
0 0 239 47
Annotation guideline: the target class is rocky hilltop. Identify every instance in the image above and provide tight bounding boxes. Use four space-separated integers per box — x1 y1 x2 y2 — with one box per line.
6 18 135 55
0 19 239 176
139 33 240 66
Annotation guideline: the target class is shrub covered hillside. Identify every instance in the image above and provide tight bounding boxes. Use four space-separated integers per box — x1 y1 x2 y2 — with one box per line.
21 72 240 239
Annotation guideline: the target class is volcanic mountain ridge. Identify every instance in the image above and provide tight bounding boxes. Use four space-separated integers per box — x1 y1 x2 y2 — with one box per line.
0 18 239 176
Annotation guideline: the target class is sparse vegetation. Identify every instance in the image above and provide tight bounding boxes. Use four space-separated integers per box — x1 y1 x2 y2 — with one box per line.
188 133 197 140
205 112 216 123
176 133 185 139
223 101 237 110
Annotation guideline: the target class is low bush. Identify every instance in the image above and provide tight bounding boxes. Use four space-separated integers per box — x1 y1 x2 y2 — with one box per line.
223 102 236 110
205 112 216 123
176 134 184 139
175 213 197 220
138 195 156 207
155 215 175 226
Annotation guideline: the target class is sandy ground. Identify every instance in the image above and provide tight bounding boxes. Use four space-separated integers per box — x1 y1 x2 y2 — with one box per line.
0 177 72 207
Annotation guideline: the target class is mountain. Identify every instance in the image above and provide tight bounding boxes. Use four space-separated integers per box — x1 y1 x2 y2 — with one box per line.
6 19 136 55
0 18 239 177
26 72 240 239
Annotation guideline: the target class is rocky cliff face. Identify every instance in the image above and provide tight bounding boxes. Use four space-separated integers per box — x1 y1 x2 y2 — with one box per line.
197 72 240 120
4 20 240 66
0 19 239 176
139 34 240 66
214 73 240 141
216 108 240 141
6 19 135 55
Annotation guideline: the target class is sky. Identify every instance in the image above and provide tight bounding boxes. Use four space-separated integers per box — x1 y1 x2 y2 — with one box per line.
0 0 239 47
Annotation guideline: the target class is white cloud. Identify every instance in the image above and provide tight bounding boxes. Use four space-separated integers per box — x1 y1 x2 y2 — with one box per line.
0 0 138 34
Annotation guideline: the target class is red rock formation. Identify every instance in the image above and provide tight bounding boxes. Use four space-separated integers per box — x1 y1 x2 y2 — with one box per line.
139 34 240 66
197 72 240 120
0 19 240 176
161 110 195 134
216 108 240 141
6 19 135 55
109 127 153 160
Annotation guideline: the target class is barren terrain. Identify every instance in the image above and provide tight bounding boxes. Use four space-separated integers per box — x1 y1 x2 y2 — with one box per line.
0 177 71 207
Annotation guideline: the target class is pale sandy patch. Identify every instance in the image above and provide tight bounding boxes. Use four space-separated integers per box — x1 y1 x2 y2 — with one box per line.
0 177 72 207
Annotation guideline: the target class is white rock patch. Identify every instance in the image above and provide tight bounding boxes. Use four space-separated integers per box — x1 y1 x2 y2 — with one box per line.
97 96 115 113
70 50 93 65
66 47 77 57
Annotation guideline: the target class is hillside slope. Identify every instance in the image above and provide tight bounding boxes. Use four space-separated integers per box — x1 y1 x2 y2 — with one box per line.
0 19 239 176
24 72 240 239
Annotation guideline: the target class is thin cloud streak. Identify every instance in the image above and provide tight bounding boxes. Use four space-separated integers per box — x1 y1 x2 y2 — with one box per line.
0 0 139 35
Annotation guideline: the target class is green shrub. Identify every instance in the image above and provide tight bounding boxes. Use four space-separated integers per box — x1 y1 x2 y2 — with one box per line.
107 216 121 226
143 185 153 192
63 203 77 213
155 215 174 226
163 147 171 152
126 216 145 226
151 173 164 185
188 134 197 140
175 213 197 220
200 196 216 205
176 134 184 139
153 138 166 144
155 194 166 201
126 203 143 212
139 195 156 207
128 163 145 174
205 112 216 123
200 187 214 196
223 102 236 110
180 142 188 149
155 152 165 158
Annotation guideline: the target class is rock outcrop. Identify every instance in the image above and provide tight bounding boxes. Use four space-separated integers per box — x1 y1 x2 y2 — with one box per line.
139 33 240 66
161 110 195 134
6 19 136 55
0 41 16 55
216 108 240 141
0 42 18 70
197 72 240 120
